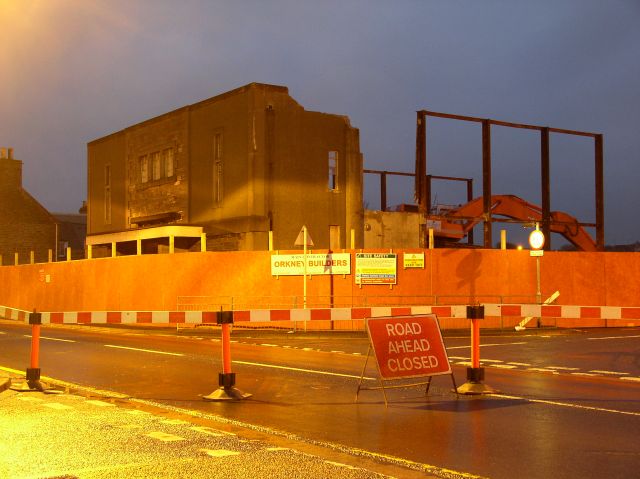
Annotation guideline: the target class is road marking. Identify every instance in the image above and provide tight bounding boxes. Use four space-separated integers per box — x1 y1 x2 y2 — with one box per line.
479 359 503 363
190 426 232 437
571 372 600 377
0 331 6 335
448 342 527 350
620 377 640 383
494 393 640 417
233 360 376 380
24 335 75 343
545 366 580 371
326 461 359 470
201 449 241 457
590 370 630 376
43 402 74 410
104 345 184 356
527 368 559 374
588 335 640 341
260 343 278 347
160 419 190 425
489 364 518 369
86 400 116 407
146 431 185 442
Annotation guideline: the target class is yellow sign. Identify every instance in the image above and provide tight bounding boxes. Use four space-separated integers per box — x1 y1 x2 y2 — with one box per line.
403 252 425 269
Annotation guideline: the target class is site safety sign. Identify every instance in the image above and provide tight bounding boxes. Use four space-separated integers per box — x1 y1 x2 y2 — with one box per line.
366 314 452 380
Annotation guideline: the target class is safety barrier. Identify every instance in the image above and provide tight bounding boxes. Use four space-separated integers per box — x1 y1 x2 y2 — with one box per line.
2 304 640 328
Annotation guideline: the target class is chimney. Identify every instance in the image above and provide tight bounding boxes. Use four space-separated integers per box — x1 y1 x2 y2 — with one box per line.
0 147 23 187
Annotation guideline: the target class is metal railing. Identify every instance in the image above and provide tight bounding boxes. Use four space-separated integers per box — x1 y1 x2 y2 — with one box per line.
176 294 541 311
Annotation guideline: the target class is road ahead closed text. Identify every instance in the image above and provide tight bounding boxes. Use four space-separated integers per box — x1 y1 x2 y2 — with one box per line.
367 315 451 379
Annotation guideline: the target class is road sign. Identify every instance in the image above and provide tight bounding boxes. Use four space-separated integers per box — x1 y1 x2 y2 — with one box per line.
366 314 451 380
294 226 314 247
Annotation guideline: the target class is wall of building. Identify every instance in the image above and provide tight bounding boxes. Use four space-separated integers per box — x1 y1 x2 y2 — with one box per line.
364 210 422 248
87 83 363 252
0 151 57 265
0 249 638 313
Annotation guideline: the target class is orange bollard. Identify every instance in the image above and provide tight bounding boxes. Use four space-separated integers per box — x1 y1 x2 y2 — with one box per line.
471 317 480 369
456 305 497 395
23 310 46 391
203 311 251 401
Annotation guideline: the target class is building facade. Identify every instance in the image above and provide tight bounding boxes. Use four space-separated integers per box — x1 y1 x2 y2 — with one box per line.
87 83 363 254
0 147 57 264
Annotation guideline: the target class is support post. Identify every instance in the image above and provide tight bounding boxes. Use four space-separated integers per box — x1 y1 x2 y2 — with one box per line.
595 134 605 251
48 249 52 263
203 311 251 401
380 172 387 211
30 251 35 264
201 233 207 253
501 230 507 250
87 244 93 260
482 120 492 248
541 127 551 250
66 247 71 262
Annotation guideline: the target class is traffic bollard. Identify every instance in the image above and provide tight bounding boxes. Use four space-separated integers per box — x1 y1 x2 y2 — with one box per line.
203 311 252 401
11 310 48 392
456 305 497 395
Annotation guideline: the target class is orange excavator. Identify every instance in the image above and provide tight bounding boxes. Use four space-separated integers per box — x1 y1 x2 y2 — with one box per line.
428 194 597 251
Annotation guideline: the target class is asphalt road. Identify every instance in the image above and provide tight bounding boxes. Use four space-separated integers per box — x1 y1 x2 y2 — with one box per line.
1 320 640 479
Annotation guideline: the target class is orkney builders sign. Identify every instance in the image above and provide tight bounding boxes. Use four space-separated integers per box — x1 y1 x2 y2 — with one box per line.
271 253 351 276
366 314 451 379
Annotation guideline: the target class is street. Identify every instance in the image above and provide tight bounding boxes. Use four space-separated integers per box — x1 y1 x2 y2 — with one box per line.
1 320 640 478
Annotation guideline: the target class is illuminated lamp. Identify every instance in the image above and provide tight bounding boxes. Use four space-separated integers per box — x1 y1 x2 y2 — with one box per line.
528 224 545 250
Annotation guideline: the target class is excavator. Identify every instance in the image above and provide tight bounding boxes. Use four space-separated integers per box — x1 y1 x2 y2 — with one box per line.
427 194 597 251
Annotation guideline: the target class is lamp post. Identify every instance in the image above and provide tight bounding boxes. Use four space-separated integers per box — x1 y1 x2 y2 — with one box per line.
528 223 545 327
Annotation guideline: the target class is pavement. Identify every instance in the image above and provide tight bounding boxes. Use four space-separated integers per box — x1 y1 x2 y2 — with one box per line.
0 373 437 479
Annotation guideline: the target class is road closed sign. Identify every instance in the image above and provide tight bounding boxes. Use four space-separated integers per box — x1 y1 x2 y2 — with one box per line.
366 314 451 380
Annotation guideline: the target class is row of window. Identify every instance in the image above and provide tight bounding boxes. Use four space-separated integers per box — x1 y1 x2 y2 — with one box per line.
139 148 175 184
103 141 338 224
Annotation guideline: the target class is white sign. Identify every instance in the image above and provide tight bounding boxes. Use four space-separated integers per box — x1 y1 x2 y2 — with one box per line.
271 253 351 276
403 252 425 269
355 253 397 285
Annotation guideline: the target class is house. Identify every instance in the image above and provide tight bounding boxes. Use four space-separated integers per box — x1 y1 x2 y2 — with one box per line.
87 83 363 255
0 147 58 264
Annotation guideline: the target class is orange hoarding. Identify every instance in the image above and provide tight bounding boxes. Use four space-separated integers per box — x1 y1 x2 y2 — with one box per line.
366 314 451 380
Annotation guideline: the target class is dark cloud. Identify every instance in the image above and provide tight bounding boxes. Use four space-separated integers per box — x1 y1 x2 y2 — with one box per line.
1 0 638 243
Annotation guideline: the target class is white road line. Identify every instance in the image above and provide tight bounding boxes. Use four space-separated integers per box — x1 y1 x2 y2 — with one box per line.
23 335 75 343
448 342 527 350
620 377 640 383
545 366 580 371
494 393 640 417
43 402 74 410
588 335 640 341
201 449 241 457
146 431 185 442
571 372 600 377
590 370 630 376
527 368 559 374
508 362 532 366
0 331 6 335
233 360 376 380
479 359 503 363
85 400 116 407
489 364 518 369
104 345 184 356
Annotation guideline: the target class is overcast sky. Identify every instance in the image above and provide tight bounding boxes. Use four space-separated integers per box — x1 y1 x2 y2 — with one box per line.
1 0 638 245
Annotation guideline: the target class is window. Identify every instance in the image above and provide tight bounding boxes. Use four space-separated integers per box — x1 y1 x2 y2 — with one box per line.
151 151 161 181
213 133 223 206
104 164 111 224
139 155 148 183
328 151 338 191
164 148 175 178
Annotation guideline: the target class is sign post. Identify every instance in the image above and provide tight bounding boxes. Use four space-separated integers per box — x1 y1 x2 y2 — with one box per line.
356 314 457 406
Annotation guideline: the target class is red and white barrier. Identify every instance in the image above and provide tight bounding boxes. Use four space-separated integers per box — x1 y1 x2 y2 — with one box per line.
2 304 639 326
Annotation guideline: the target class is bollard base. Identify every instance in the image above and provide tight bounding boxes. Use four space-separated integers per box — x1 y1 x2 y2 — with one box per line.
10 378 49 392
456 367 499 395
203 386 252 401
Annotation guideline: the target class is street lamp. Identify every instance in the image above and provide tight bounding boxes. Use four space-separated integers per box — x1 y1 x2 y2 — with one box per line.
528 223 545 327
